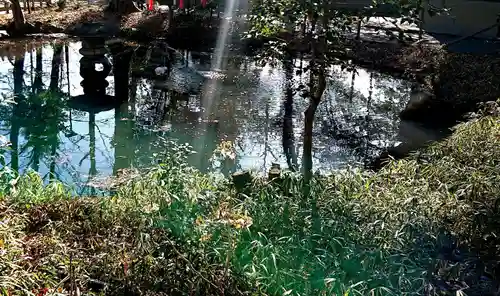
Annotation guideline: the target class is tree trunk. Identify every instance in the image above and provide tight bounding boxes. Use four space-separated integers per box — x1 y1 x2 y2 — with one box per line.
302 66 326 178
302 11 327 180
49 141 57 181
34 48 43 93
49 45 63 91
10 56 25 172
87 112 96 200
32 144 40 172
283 55 298 171
110 44 133 103
9 0 26 35
302 101 318 181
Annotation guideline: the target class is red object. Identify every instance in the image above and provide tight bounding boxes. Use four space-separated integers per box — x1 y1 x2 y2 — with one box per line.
201 0 206 7
36 288 49 296
148 0 153 10
123 261 129 275
179 0 184 9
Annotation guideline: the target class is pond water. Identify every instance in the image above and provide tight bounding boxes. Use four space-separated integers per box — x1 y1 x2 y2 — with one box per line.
0 39 416 194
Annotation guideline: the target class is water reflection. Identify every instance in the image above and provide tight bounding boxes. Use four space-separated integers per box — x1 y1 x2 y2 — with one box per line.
0 39 414 194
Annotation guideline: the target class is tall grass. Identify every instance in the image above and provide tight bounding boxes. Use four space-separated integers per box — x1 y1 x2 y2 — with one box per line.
0 103 499 295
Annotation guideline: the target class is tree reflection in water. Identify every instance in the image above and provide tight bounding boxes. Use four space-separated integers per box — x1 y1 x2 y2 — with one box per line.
0 39 417 193
7 44 68 181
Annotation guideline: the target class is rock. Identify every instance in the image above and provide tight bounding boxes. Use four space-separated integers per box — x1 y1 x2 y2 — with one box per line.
153 65 206 95
368 142 411 171
268 163 281 180
232 171 251 192
88 278 107 292
155 66 169 76
478 100 500 117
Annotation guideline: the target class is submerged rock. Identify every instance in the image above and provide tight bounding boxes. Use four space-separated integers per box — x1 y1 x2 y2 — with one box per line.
154 65 206 95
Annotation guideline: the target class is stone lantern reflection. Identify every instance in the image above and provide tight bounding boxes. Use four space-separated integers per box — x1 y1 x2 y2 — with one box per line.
68 38 117 114
79 38 112 97
68 38 118 193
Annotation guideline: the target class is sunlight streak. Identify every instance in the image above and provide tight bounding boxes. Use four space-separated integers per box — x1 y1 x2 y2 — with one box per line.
195 0 243 170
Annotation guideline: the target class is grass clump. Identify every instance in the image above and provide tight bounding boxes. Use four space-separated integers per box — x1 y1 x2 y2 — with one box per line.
0 102 499 295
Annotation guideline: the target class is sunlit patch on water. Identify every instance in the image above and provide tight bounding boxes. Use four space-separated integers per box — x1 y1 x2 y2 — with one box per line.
198 70 227 80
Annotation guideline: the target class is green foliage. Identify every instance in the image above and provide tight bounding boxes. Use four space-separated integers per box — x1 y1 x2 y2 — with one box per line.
246 0 352 63
0 106 499 295
0 151 17 198
20 90 68 158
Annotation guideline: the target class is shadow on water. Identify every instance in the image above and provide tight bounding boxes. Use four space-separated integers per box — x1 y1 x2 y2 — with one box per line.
0 38 441 194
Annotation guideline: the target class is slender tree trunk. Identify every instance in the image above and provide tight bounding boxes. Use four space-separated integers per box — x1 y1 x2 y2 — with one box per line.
110 44 133 102
88 112 97 196
65 44 70 95
11 0 25 24
349 69 355 101
49 45 63 91
10 56 25 172
302 69 326 178
302 10 328 178
89 112 97 176
302 100 318 180
12 56 24 112
10 118 20 172
9 0 26 35
32 146 40 172
34 48 43 93
49 141 57 181
283 54 298 171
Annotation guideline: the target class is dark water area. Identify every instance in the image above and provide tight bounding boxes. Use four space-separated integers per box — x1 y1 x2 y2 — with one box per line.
0 38 441 194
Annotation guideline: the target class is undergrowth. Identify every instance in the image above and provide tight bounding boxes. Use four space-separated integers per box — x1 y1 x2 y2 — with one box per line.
0 102 499 295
